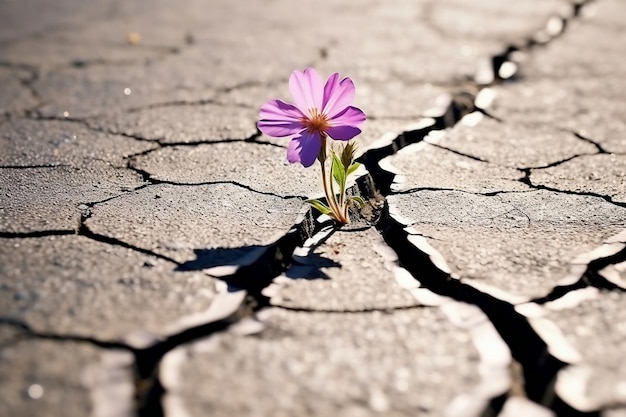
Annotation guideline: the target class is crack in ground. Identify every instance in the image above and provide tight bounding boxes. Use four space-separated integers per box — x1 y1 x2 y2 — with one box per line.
531 244 626 304
134 293 257 417
160 178 307 201
0 181 322 416
80 116 264 149
0 163 65 169
146 133 264 148
0 61 44 116
273 304 425 315
133 212 319 417
376 207 596 416
496 206 532 225
390 186 517 198
27 113 159 143
0 60 39 75
0 229 75 239
0 192 150 241
0 298 249 417
125 161 306 200
572 131 610 154
428 133 602 172
27 112 265 153
356 1 605 415
76 187 152 222
427 142 491 163
521 152 598 171
3 215 314 417
0 316 131 351
2 28 189 72
76 223 179 265
520 168 626 208
66 46 182 70
476 107 505 122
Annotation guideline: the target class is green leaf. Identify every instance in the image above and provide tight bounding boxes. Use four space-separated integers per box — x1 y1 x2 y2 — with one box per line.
331 152 346 189
346 162 362 177
306 199 332 215
349 196 366 209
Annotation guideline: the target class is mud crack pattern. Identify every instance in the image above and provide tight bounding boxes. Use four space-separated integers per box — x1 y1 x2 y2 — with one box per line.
1 1 625 416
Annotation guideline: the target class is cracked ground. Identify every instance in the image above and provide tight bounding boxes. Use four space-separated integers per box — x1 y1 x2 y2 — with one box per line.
1 0 625 416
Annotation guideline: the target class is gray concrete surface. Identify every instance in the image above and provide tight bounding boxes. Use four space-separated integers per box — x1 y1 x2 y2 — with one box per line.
1 0 625 416
162 307 484 417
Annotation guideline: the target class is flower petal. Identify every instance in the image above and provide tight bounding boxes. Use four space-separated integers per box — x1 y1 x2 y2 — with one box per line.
287 131 322 167
329 106 367 127
259 99 304 121
322 73 356 118
257 120 304 137
257 99 305 137
326 125 362 141
289 68 323 115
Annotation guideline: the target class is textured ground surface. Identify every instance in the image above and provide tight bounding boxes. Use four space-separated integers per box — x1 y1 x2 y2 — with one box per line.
1 1 625 416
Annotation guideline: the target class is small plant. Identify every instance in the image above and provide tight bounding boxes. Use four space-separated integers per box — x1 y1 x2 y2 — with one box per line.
257 68 366 224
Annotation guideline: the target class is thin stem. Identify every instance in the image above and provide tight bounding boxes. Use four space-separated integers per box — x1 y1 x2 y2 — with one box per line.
320 158 342 221
329 170 348 224
328 166 338 205
338 174 346 210
316 137 350 224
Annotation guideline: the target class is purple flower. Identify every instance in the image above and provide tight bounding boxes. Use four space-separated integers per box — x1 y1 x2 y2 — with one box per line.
257 68 366 167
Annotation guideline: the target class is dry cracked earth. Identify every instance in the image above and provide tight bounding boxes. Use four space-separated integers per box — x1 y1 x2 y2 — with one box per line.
1 0 625 416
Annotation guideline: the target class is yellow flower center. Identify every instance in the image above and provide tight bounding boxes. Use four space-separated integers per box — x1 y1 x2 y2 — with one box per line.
302 108 330 135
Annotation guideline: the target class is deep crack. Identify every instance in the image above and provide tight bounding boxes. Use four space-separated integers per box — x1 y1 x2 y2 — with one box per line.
376 205 596 416
532 244 626 304
353 1 607 415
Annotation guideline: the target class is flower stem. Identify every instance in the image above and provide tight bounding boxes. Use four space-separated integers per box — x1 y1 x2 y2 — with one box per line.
328 167 347 223
320 158 343 223
318 139 349 224
339 177 346 210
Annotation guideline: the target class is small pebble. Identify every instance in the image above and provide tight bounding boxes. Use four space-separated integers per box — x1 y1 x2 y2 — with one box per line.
27 384 44 400
126 32 141 45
